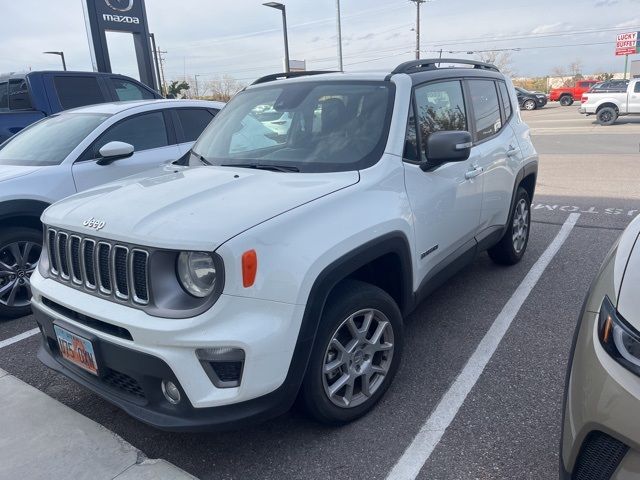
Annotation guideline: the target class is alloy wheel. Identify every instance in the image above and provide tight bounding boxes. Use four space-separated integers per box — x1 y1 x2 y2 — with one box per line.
524 100 536 110
0 241 41 308
512 199 529 254
322 308 394 408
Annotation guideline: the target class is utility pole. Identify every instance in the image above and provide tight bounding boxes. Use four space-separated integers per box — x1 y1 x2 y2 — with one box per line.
336 0 343 71
410 0 427 60
157 48 168 97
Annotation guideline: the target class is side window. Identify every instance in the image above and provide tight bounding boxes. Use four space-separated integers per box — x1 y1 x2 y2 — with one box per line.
0 81 8 111
54 76 105 109
635 82 640 93
175 109 215 142
414 80 467 159
403 101 419 161
111 78 155 101
93 111 168 157
9 79 33 110
468 80 502 142
497 82 512 120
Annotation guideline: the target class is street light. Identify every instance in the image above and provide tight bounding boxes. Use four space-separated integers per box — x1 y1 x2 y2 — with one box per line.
263 2 290 72
43 51 67 71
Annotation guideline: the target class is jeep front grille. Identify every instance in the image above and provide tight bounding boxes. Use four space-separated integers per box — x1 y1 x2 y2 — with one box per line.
47 228 149 306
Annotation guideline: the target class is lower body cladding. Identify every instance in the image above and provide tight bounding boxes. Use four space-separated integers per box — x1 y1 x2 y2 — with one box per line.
561 306 640 479
30 272 307 431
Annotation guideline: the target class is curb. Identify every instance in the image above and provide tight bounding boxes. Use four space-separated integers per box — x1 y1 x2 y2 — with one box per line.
0 367 196 480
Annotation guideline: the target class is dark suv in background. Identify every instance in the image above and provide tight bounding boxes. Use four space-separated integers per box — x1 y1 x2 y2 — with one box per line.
515 87 548 110
0 71 161 143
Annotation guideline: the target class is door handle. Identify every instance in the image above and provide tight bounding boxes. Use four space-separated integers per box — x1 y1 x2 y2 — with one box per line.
465 166 483 180
506 147 519 157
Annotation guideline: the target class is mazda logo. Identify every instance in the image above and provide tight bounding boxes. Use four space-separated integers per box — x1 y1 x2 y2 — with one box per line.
105 0 134 12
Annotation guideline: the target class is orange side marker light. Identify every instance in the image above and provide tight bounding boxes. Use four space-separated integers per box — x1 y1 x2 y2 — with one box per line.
242 250 257 288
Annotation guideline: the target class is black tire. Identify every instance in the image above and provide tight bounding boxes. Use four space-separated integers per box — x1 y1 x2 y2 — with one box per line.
301 279 403 425
488 187 531 266
559 95 574 106
0 227 42 319
523 99 537 111
597 107 618 126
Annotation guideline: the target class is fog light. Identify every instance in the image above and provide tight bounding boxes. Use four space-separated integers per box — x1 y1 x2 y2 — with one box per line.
161 380 181 405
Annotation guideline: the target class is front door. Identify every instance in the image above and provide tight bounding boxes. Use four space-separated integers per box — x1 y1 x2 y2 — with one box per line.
628 81 640 114
403 79 483 286
72 110 179 192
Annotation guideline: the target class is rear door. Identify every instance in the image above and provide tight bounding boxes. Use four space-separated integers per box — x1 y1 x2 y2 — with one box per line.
470 79 522 234
172 107 219 156
71 110 180 192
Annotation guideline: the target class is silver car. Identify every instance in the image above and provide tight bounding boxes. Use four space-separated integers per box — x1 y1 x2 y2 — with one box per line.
0 99 223 318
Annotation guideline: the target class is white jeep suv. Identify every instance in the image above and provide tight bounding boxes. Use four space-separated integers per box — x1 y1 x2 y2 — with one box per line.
30 60 538 430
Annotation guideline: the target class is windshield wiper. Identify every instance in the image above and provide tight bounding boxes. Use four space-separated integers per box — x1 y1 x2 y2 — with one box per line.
192 151 212 166
221 163 300 173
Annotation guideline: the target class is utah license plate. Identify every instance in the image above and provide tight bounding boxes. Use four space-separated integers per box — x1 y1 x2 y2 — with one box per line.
54 325 99 376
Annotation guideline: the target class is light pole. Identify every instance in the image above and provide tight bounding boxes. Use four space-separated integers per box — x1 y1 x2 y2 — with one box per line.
43 51 67 71
263 2 290 72
336 0 343 71
195 75 203 98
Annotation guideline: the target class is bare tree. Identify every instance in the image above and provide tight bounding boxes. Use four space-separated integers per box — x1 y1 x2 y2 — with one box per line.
476 51 516 77
206 75 246 102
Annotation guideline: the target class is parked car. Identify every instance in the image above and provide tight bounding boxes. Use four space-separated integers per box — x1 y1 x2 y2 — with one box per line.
0 71 162 143
515 87 548 110
549 80 598 106
560 214 640 479
589 79 629 94
31 59 537 431
579 78 640 125
0 99 223 318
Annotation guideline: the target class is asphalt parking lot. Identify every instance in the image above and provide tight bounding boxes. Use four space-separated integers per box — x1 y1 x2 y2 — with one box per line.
1 102 639 480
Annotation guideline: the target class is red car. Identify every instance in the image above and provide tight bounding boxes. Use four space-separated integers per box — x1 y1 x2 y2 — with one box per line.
548 80 598 106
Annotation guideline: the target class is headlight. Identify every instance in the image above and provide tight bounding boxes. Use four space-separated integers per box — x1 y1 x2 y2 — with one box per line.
598 295 640 376
177 251 218 298
536 95 546 99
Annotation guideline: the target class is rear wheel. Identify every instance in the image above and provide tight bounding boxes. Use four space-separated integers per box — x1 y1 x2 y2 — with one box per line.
488 187 531 265
559 95 574 106
597 107 618 126
301 280 403 425
523 99 537 111
0 228 42 319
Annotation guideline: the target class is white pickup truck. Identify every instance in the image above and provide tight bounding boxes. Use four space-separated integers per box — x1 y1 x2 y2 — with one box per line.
580 77 640 125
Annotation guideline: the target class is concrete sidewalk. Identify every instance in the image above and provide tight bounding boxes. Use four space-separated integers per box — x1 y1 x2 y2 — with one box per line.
0 367 196 480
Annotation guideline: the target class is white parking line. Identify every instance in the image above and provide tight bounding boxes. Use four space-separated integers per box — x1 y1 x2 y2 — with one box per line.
0 328 39 350
387 213 581 480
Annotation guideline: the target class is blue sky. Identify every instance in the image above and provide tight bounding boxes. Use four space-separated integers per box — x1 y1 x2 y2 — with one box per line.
1 0 639 84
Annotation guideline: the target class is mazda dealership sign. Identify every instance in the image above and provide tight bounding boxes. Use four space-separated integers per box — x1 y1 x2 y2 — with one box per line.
83 0 158 89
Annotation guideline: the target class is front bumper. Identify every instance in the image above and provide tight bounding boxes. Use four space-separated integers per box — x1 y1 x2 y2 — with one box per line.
536 97 548 107
561 306 640 478
31 272 308 431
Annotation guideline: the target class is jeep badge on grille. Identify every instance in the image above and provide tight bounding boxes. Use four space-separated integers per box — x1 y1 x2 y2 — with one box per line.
83 218 106 231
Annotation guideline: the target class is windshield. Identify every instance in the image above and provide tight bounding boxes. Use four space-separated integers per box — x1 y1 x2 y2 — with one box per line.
0 113 109 166
191 81 395 173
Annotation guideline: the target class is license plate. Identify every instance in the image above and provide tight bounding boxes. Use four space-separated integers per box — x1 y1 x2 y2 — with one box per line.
54 325 99 376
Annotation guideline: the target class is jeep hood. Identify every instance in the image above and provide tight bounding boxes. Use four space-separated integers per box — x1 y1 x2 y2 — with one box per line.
42 166 359 251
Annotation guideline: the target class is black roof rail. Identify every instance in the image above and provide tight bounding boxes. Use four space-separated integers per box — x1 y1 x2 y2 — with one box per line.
391 58 499 75
252 70 339 85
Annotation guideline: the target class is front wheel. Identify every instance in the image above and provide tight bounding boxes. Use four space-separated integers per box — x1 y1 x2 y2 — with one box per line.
301 280 403 425
523 99 537 111
488 187 531 265
559 96 574 106
0 228 42 319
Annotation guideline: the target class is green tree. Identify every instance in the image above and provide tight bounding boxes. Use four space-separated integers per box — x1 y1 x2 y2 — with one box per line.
167 80 190 98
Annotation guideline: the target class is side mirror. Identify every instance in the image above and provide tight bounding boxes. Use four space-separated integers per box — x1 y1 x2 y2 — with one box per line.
97 141 134 165
421 131 472 171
